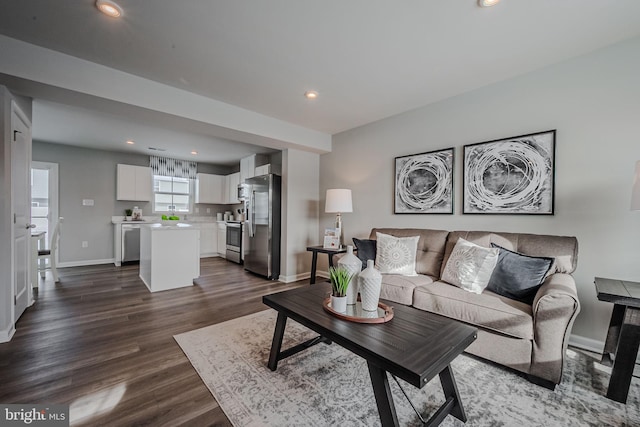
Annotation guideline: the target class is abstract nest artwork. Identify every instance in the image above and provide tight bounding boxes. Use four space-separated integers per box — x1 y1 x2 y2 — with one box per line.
463 130 555 214
395 148 454 214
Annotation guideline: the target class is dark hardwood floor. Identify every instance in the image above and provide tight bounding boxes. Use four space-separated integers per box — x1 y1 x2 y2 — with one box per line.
0 257 309 426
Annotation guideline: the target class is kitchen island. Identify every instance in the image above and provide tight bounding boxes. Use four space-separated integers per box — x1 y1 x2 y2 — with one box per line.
139 223 200 292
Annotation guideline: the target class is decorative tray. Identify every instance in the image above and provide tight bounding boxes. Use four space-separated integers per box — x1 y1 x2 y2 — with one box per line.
322 298 394 324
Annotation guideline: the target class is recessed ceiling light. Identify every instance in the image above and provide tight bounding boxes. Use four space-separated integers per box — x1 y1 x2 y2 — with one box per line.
304 90 318 100
96 0 123 18
126 140 135 145
478 0 500 7
191 151 198 155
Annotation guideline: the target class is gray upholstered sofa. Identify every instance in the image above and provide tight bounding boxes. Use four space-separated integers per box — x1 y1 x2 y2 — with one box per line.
346 228 580 388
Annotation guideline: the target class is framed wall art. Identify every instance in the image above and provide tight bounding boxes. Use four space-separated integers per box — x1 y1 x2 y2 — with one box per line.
463 130 556 215
394 147 454 214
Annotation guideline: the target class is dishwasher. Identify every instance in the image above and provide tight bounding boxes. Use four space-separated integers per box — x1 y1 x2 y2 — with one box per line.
121 224 141 263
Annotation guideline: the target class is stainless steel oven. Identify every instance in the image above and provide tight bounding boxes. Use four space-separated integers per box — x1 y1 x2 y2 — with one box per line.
226 222 242 264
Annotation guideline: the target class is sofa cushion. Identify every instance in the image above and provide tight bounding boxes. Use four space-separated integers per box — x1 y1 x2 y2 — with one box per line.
441 238 499 294
375 232 419 276
352 238 376 270
413 281 534 340
487 244 554 304
441 231 578 276
370 228 449 277
380 274 435 306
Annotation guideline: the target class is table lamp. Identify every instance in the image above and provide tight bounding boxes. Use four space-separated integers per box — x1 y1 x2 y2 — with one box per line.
632 160 640 211
325 189 353 249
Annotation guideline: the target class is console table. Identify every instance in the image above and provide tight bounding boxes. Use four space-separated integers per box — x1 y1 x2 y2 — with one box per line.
594 276 640 404
306 245 346 284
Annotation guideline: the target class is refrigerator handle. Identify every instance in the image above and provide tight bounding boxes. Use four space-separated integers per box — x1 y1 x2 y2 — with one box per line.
250 190 256 237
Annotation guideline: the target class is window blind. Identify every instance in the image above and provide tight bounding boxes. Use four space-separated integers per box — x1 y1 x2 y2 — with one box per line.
149 156 197 179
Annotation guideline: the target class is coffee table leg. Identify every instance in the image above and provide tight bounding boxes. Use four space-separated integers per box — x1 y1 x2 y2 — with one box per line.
367 361 399 427
310 252 318 285
607 306 640 403
601 304 625 366
439 365 466 422
268 312 288 371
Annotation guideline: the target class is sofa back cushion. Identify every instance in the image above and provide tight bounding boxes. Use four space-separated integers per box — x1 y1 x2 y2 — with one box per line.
369 228 449 278
440 231 578 278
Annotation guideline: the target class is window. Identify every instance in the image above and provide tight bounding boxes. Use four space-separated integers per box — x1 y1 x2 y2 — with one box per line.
153 175 192 213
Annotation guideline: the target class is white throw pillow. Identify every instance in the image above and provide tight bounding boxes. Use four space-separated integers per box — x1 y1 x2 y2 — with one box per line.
441 238 499 294
375 232 420 276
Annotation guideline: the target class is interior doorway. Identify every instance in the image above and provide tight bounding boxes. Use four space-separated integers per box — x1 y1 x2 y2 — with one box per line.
31 161 59 251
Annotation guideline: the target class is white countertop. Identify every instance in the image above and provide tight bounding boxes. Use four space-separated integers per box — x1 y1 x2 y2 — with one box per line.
111 216 224 225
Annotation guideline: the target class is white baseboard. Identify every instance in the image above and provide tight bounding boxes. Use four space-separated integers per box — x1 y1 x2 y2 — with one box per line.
568 334 604 354
0 323 16 343
278 272 311 283
58 258 115 268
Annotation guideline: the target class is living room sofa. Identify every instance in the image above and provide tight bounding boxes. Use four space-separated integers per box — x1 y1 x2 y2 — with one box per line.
345 228 580 388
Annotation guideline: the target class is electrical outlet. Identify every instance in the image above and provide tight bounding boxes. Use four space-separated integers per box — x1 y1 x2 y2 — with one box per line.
82 241 88 248
206 208 211 213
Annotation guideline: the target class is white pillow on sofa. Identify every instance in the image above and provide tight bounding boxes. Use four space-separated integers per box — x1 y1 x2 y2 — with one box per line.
375 232 420 276
441 238 499 294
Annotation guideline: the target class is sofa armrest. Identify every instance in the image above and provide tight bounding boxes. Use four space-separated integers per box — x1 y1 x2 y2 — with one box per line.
529 273 581 384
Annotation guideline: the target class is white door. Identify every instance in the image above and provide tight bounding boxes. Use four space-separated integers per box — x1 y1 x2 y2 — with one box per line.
11 102 32 321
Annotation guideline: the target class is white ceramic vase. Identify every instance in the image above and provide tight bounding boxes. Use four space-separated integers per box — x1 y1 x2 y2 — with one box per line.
359 259 382 311
331 295 347 313
338 245 361 305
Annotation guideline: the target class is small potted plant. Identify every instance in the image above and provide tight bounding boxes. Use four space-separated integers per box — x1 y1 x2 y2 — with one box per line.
328 266 353 313
124 209 133 221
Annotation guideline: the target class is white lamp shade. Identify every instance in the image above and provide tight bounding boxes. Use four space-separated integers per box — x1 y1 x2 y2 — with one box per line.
325 189 353 213
632 160 640 211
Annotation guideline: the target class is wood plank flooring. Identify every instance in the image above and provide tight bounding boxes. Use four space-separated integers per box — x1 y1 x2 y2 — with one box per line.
0 257 309 426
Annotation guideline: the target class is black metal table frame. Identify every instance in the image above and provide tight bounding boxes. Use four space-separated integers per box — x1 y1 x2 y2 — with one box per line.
266 310 468 427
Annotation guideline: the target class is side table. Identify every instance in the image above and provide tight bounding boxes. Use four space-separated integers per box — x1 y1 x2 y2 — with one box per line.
594 276 640 404
306 245 347 285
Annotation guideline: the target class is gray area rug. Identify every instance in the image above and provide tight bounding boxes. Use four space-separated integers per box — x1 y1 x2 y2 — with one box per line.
174 309 639 426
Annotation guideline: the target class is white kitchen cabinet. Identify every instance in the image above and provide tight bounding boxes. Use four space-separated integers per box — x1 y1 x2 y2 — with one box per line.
240 155 255 183
195 173 224 204
217 222 227 258
226 172 240 204
254 164 271 176
140 223 199 292
117 164 152 201
199 222 218 257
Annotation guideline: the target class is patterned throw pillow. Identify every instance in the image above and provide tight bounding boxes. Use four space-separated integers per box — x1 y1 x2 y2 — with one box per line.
441 238 499 294
375 232 420 276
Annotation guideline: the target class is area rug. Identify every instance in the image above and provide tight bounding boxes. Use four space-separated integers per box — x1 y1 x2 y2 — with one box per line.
174 309 639 427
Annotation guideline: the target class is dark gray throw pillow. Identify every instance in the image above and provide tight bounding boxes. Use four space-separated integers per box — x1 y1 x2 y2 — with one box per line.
352 238 376 270
486 244 554 305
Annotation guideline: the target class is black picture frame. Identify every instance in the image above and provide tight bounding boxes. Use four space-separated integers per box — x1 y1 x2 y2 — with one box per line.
394 147 454 214
463 130 556 215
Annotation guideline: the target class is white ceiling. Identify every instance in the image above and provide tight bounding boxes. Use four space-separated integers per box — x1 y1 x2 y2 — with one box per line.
1 1 640 163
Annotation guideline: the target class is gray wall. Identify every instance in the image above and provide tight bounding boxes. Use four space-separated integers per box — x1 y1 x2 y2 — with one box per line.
31 141 241 265
321 36 640 346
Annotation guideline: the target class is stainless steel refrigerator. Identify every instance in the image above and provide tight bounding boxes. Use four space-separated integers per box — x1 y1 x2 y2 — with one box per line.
243 174 281 279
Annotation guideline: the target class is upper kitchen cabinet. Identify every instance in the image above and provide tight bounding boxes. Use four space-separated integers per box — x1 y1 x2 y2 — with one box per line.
240 154 268 183
226 172 240 204
195 173 225 204
254 164 271 176
117 164 152 201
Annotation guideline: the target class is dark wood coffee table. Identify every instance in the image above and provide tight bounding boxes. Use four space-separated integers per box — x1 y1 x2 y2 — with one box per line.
595 276 640 404
263 284 477 426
